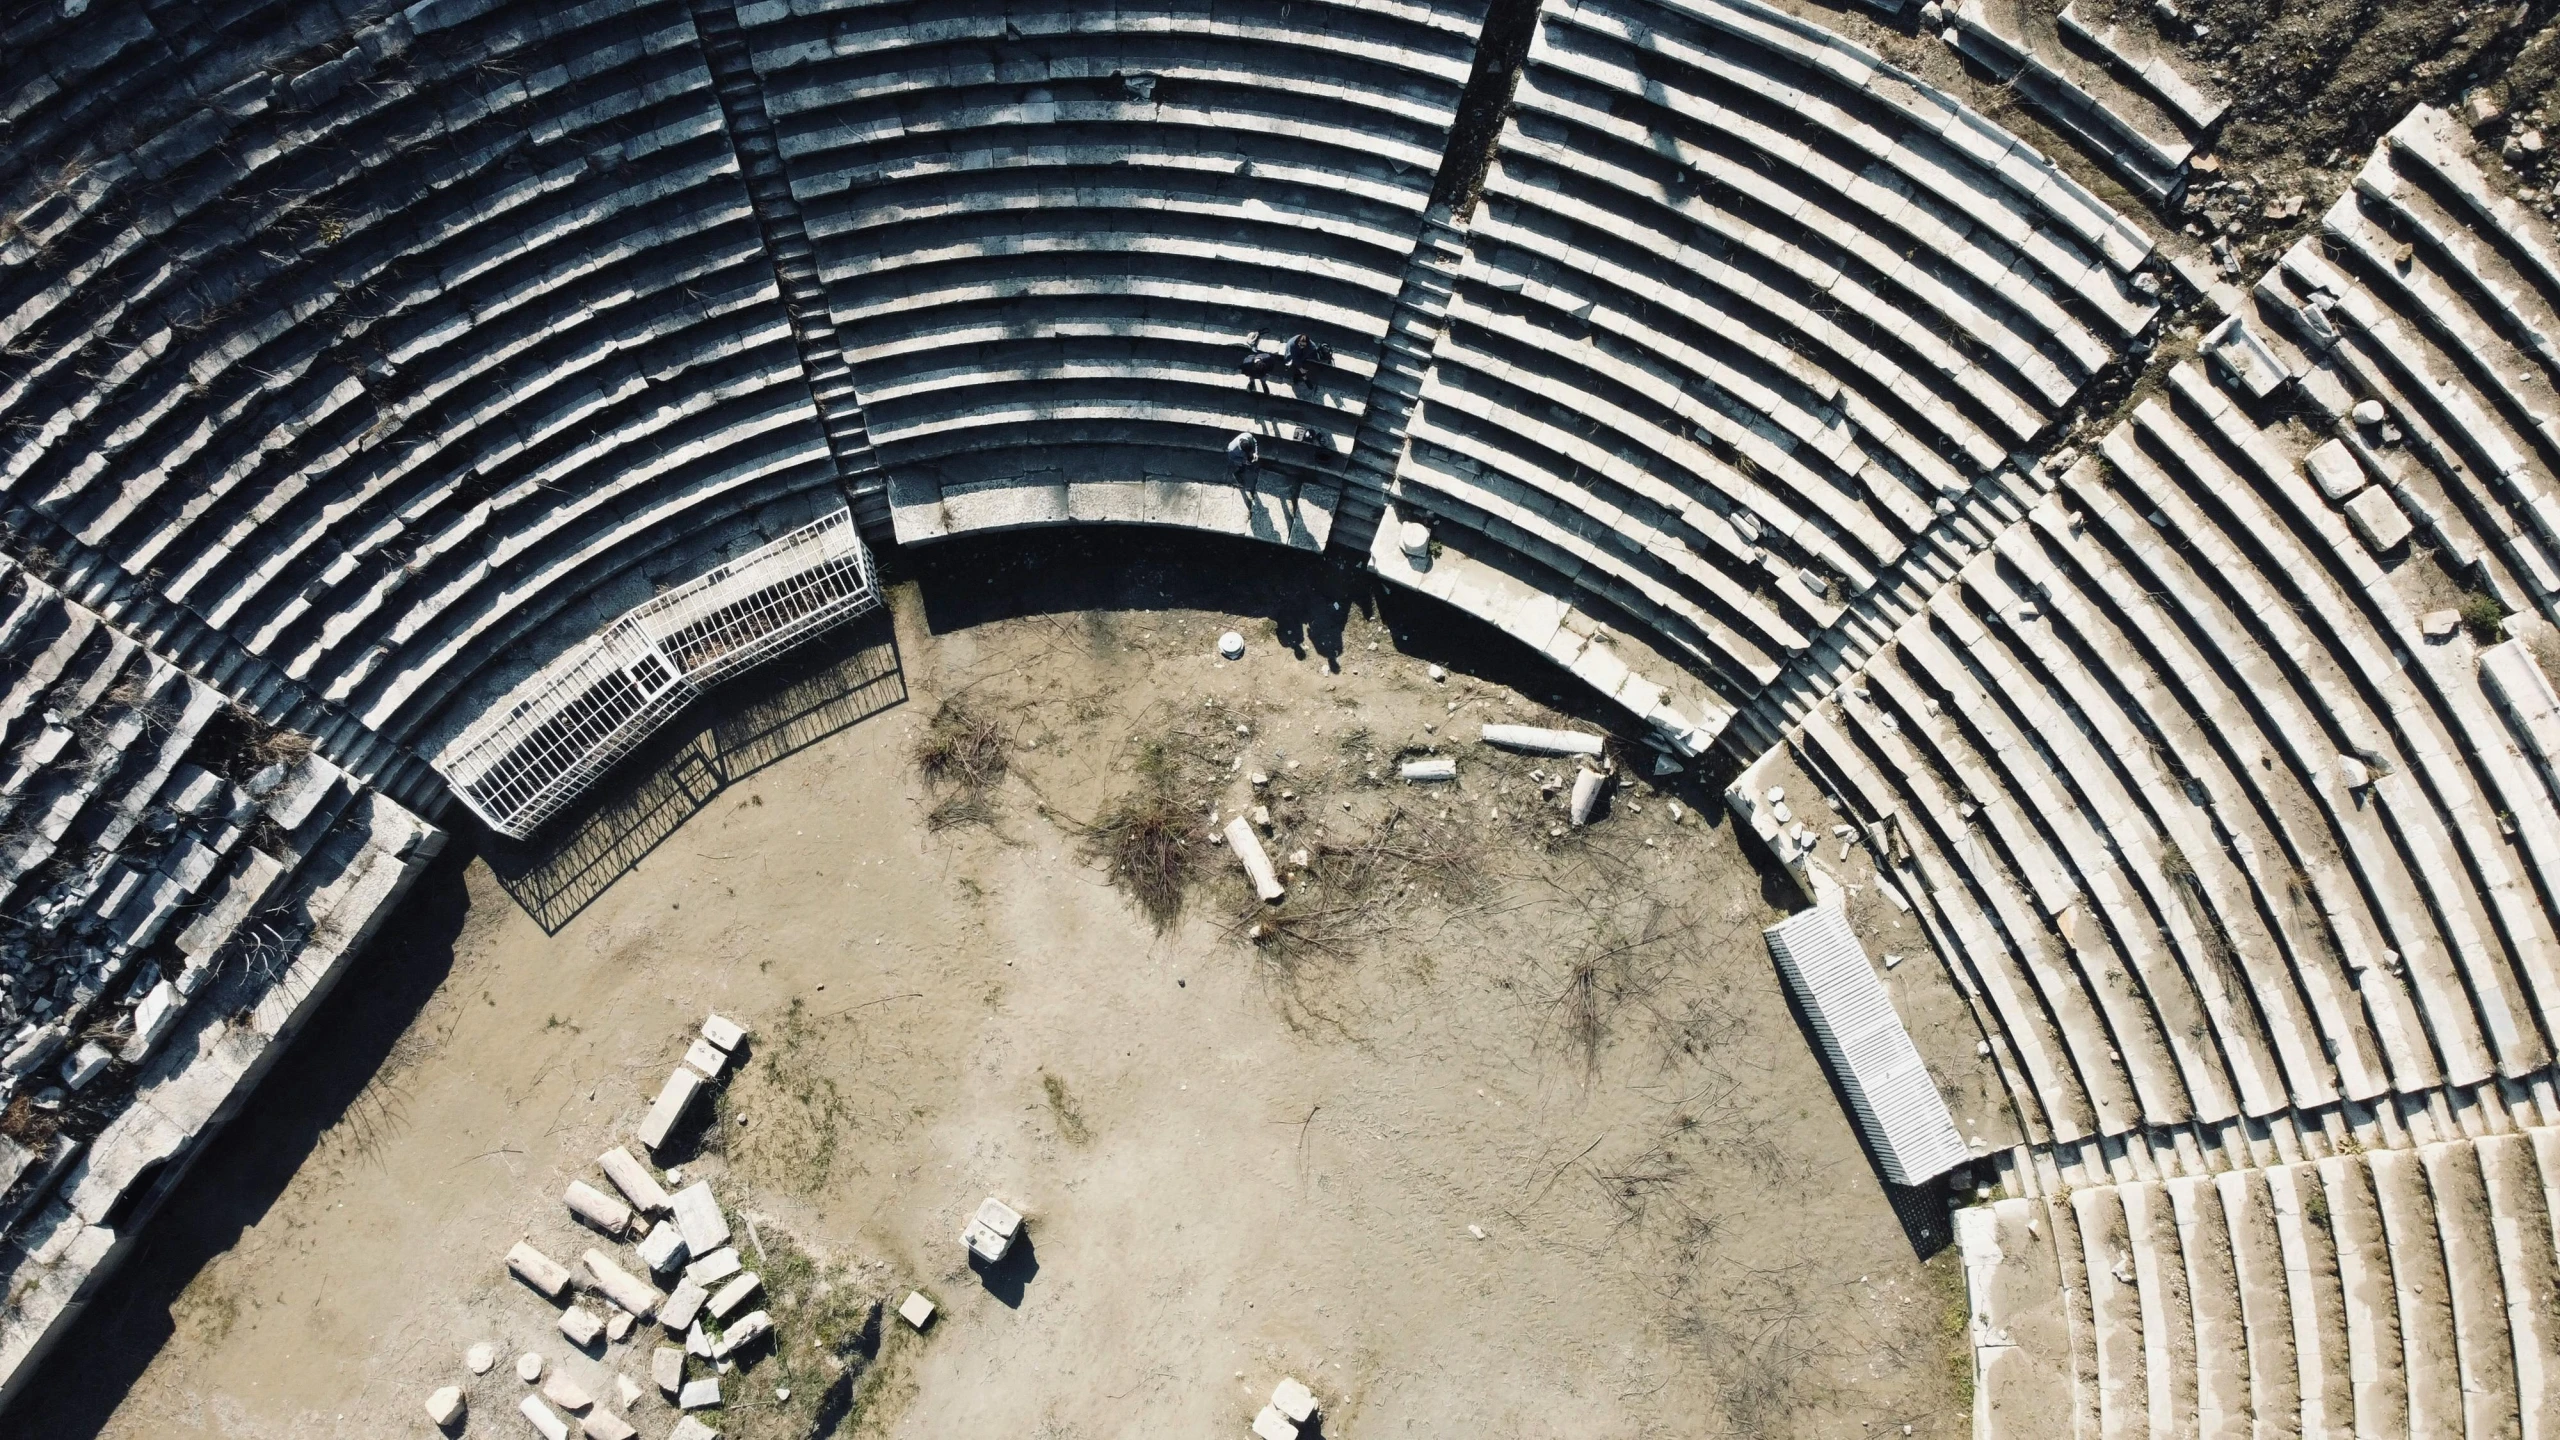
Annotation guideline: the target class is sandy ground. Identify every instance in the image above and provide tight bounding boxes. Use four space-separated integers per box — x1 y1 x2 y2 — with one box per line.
24 533 1978 1439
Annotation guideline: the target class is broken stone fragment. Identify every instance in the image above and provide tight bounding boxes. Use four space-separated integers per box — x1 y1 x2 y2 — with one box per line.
637 1068 704 1152
560 1306 604 1348
1272 1376 1318 1422
565 1180 633 1238
686 1321 713 1358
1252 1404 1300 1440
615 1374 642 1409
2420 609 2461 639
583 1248 665 1319
711 1309 772 1360
508 1242 573 1301
2337 753 2373 789
542 1370 594 1411
899 1291 936 1330
700 1012 747 1051
669 1417 719 1440
661 1278 710 1334
706 1271 762 1322
517 1352 545 1383
1479 723 1606 757
1223 816 1284 902
597 1146 671 1213
1397 757 1456 782
59 1041 111 1091
423 1385 465 1428
1569 766 1608 826
685 1246 742 1288
653 1345 686 1394
466 1342 497 1374
2344 486 2412 552
606 1310 634 1342
2302 438 2364 501
520 1395 571 1440
580 1406 637 1440
637 1220 689 1273
679 1376 722 1410
669 1182 730 1254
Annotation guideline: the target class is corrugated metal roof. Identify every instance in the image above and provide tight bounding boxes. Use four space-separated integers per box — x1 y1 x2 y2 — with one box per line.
1764 901 1971 1186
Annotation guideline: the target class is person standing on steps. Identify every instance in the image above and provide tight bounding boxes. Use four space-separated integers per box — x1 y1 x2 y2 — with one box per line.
1237 330 1285 390
1284 331 1328 385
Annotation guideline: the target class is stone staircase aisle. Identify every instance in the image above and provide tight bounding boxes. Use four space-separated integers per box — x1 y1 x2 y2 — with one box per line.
688 0 890 536
1327 205 1469 561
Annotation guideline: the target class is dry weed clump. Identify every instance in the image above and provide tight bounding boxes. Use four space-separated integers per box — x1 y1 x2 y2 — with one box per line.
1085 710 1244 926
1237 805 1485 965
910 699 1010 829
1089 785 1196 927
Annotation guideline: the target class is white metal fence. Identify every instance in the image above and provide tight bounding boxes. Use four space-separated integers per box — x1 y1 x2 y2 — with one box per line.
437 509 882 838
1763 901 1971 1187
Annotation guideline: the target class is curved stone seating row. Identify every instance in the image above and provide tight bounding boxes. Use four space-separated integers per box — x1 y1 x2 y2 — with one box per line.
2251 105 2560 628
0 0 845 765
1770 346 2560 1175
1963 1126 2560 1439
0 556 437 1269
1378 0 2155 750
1947 0 2213 206
734 0 1488 551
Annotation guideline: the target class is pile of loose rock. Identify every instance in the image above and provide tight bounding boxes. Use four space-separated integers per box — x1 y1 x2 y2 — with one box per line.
433 1012 756 1438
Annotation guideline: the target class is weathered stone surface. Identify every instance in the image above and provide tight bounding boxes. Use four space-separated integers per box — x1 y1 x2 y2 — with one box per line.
636 1068 703 1151
661 1278 710 1333
543 1369 594 1410
582 1248 664 1319
711 1308 771 1359
1272 1376 1318 1421
653 1344 686 1393
637 1220 688 1273
424 1384 464 1427
565 1179 633 1237
1480 723 1606 756
705 1271 761 1321
899 1291 936 1329
2345 485 2412 551
597 1145 670 1213
685 1247 741 1287
682 1037 727 1079
508 1242 572 1300
520 1395 570 1440
669 1183 730 1253
700 1013 746 1051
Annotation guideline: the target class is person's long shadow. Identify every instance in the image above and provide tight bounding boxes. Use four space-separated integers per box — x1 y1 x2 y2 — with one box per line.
969 1231 1040 1309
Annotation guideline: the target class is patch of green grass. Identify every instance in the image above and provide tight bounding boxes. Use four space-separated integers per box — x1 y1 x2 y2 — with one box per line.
723 999 851 1197
2462 591 2507 644
704 1221 889 1440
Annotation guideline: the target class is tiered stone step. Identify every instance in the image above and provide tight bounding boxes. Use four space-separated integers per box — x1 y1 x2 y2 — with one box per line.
1966 1126 2560 1440
735 0 1488 551
0 553 443 1405
1740 320 2560 1181
1376 0 2155 754
0 0 847 774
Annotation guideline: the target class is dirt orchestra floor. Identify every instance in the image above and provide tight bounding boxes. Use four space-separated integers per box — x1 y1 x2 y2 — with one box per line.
26 532 1986 1440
